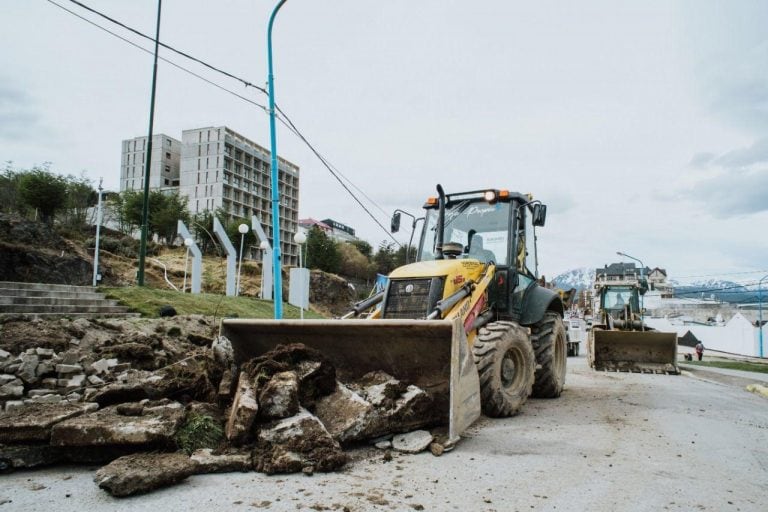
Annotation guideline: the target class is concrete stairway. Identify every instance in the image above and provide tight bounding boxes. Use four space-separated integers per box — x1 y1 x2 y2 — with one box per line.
0 282 138 318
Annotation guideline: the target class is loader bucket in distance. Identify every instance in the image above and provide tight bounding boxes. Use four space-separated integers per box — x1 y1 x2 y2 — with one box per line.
590 330 679 374
220 318 481 442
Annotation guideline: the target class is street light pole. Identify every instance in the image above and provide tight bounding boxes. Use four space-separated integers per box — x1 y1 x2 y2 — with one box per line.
236 224 249 297
616 251 645 326
760 281 764 356
137 0 163 286
294 231 307 320
92 178 103 287
267 0 288 318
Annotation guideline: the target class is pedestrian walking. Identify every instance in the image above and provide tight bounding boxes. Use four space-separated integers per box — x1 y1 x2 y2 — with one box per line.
695 342 704 361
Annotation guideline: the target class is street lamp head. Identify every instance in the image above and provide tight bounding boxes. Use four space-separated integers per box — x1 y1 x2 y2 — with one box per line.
259 240 270 251
184 238 193 247
238 224 249 235
294 232 307 244
616 251 624 257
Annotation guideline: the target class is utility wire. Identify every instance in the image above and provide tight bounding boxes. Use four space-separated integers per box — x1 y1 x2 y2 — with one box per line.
46 0 268 112
673 269 768 280
65 0 266 94
51 0 399 245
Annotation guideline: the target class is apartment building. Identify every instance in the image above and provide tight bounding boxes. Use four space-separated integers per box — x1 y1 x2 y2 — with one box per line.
179 126 300 266
120 134 181 192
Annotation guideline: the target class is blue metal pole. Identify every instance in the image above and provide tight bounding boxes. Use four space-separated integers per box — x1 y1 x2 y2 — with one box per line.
267 0 288 319
759 275 767 357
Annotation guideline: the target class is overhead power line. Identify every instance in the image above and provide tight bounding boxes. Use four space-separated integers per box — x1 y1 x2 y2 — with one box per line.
45 0 267 111
50 0 399 245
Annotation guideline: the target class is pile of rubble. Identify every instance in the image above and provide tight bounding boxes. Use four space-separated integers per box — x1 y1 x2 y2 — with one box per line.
0 317 451 497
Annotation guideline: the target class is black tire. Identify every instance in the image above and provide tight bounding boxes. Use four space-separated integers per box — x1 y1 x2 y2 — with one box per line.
530 312 567 398
472 321 535 417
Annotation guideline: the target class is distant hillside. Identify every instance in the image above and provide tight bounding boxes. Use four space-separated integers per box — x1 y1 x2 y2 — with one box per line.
670 279 759 304
552 267 594 292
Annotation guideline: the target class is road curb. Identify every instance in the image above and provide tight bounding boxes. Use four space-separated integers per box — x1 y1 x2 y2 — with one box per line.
746 384 768 399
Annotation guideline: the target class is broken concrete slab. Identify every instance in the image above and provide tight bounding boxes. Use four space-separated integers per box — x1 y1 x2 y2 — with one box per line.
190 448 252 473
225 373 258 446
392 430 433 454
86 381 149 407
50 402 184 448
0 402 98 443
18 354 39 384
0 383 24 401
258 371 299 420
94 452 199 497
314 382 374 444
56 364 82 375
254 408 346 474
90 358 111 375
0 443 67 470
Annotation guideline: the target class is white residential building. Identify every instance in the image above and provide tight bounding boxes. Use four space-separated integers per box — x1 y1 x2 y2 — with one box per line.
120 134 181 192
179 126 300 266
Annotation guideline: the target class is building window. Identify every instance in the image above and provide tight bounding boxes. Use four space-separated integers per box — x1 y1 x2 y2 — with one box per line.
172 180 179 186
164 178 169 185
166 138 172 147
164 166 170 173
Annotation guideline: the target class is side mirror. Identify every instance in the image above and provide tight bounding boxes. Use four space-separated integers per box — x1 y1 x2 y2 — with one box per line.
532 204 547 227
391 211 401 233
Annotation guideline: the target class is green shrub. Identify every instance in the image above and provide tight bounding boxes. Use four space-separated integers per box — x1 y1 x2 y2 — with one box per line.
175 413 224 455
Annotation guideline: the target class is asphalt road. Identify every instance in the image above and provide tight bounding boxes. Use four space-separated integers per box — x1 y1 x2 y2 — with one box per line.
3 355 767 512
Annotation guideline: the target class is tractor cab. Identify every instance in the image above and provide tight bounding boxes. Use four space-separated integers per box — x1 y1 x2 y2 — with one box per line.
391 186 553 323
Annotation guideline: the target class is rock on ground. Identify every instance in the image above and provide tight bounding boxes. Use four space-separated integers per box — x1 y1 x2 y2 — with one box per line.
190 448 252 473
392 430 433 454
258 371 299 420
94 452 199 497
225 373 259 446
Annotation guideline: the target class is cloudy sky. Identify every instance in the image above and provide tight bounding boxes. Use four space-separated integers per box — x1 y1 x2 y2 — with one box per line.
2 0 767 283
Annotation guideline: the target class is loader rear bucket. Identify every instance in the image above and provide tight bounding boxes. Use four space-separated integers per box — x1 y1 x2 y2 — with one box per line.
590 330 679 374
220 317 481 443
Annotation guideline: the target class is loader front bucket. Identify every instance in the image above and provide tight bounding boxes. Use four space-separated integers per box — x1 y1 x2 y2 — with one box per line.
220 317 481 442
589 330 679 374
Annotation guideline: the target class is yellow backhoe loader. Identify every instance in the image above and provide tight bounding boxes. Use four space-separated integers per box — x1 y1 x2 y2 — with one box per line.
222 185 567 442
587 283 679 374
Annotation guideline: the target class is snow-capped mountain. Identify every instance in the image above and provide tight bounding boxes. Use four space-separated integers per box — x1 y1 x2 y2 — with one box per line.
551 267 595 291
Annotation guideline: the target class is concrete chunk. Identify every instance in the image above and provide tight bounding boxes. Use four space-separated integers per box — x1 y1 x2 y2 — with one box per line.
90 358 111 375
0 383 24 401
392 430 433 454
314 382 374 444
225 373 258 445
254 408 346 474
190 448 253 473
56 364 83 375
0 402 97 443
0 374 17 386
51 402 184 447
18 354 40 384
94 452 198 497
258 371 299 420
35 348 55 358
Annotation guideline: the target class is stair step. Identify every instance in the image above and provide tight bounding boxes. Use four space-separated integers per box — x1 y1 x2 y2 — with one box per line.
0 288 106 299
0 304 132 314
0 312 141 320
0 281 96 293
0 297 119 307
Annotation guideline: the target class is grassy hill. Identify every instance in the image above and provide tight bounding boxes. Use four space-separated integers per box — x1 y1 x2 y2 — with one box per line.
103 286 324 319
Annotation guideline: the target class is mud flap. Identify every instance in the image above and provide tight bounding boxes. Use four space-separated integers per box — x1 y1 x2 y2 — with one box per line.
590 330 679 374
220 318 481 442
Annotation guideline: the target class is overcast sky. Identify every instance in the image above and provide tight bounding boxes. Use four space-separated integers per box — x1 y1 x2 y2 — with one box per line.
2 0 767 283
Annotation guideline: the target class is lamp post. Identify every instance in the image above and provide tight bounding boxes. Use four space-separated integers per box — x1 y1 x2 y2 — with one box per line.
616 251 645 326
759 274 768 358
236 224 249 296
294 231 307 320
137 0 163 286
182 237 193 292
266 0 289 319
92 178 104 287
